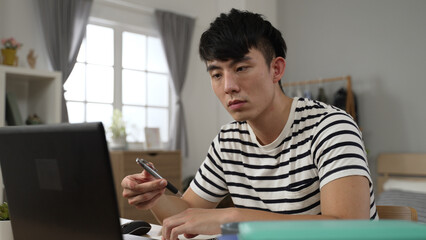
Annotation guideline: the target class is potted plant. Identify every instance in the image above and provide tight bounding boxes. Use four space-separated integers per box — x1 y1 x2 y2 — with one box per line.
1 37 22 66
108 109 127 150
0 202 13 240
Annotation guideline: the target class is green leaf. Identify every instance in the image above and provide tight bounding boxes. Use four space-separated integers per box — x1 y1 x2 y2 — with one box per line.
0 202 10 220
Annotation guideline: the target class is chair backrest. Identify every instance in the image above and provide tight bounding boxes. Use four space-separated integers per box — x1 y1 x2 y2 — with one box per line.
377 205 418 221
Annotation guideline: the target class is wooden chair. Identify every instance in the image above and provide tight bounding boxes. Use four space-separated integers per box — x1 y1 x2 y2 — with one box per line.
377 205 418 221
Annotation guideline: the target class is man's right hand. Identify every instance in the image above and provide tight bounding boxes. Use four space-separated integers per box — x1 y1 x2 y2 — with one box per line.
121 170 167 210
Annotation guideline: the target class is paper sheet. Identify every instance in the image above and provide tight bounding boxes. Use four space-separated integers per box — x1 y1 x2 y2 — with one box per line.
120 218 219 240
145 223 218 240
149 235 218 240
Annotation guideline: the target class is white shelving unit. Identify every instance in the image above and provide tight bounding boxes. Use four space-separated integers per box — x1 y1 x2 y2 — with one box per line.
0 65 62 202
0 65 62 127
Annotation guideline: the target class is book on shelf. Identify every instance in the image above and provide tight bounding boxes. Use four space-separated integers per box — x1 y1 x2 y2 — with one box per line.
5 92 23 126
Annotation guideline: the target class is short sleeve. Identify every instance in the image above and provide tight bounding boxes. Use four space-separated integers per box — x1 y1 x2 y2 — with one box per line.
311 111 372 189
190 134 229 203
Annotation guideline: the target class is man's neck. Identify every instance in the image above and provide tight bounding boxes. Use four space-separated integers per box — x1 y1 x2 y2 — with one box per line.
248 93 293 146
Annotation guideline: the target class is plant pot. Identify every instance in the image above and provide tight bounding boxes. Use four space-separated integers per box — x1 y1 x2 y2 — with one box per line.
0 220 13 240
1 49 17 66
109 137 127 150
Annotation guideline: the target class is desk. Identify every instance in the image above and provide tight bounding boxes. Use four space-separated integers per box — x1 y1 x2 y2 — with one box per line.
110 150 182 224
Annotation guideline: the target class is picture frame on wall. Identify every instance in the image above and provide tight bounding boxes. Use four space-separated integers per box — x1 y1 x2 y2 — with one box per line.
145 127 161 149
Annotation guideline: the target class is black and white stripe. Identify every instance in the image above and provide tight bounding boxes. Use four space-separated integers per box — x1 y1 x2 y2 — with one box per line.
190 97 378 219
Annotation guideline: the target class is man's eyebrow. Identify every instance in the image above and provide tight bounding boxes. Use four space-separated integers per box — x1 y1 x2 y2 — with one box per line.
206 56 252 72
206 64 220 72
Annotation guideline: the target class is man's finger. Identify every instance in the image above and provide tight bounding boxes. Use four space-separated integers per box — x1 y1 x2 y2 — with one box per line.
162 214 188 240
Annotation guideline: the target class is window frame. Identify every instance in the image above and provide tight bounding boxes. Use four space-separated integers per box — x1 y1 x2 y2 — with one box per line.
66 17 172 149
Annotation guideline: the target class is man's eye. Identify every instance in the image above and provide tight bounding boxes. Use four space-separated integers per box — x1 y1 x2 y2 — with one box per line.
236 66 248 72
212 73 222 79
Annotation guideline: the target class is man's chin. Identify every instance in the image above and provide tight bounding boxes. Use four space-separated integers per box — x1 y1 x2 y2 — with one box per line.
230 112 248 122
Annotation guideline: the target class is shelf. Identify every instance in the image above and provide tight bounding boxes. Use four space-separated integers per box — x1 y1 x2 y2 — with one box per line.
0 65 62 127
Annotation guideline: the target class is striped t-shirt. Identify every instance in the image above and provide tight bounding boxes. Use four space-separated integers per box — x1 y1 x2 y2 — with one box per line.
190 97 378 219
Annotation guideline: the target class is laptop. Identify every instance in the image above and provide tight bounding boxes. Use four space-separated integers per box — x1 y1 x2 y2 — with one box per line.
0 122 149 240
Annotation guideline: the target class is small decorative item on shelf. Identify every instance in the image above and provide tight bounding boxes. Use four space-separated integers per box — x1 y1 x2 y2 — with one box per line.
27 49 37 69
25 114 43 125
109 109 127 150
1 37 22 66
0 202 13 240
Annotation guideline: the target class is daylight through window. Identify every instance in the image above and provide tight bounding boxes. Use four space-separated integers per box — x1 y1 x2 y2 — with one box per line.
65 24 170 145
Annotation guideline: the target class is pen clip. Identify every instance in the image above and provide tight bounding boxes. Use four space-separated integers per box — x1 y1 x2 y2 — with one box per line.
136 158 158 172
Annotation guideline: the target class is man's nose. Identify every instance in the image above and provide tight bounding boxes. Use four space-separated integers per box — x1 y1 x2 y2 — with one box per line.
224 72 240 94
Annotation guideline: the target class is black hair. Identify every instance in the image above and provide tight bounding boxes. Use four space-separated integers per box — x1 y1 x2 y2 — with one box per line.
199 9 287 91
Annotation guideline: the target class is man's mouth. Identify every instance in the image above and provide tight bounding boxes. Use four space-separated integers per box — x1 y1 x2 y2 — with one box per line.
228 99 247 110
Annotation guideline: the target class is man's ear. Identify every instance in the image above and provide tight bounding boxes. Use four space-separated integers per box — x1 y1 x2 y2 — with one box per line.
272 57 286 83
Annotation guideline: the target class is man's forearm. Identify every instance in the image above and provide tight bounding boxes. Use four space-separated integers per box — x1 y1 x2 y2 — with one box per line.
150 194 189 224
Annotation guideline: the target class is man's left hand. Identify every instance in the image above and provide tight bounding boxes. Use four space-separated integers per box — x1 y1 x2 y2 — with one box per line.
161 208 231 240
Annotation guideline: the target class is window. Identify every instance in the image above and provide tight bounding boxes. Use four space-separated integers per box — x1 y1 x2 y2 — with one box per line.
65 24 170 145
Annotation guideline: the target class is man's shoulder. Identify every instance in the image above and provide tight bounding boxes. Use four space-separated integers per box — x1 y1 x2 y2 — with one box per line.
291 98 356 133
293 97 348 119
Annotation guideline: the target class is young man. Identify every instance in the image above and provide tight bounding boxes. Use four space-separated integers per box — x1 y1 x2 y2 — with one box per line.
122 8 377 240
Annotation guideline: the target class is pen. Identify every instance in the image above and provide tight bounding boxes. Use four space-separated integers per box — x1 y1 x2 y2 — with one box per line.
136 158 182 197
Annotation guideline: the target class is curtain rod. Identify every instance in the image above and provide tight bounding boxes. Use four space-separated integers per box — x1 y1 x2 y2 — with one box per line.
94 0 154 14
94 0 197 19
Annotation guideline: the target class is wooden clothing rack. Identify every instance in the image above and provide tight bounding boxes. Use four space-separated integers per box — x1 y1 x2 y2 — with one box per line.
282 75 356 122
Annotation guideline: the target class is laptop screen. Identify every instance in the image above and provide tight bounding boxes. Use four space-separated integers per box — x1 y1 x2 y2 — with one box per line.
0 122 124 240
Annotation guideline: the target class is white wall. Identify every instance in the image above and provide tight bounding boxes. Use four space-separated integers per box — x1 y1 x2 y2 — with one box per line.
0 0 278 201
278 0 426 179
0 0 50 69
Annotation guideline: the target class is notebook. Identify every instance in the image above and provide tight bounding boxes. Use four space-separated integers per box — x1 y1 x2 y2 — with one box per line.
0 122 149 240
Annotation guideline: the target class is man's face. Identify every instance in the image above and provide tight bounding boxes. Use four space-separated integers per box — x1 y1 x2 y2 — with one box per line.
206 48 278 122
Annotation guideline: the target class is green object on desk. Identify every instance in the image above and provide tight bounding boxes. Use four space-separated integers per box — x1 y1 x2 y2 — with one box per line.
237 220 426 240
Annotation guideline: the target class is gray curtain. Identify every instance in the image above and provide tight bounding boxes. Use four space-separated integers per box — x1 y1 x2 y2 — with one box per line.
37 0 93 122
155 10 195 157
